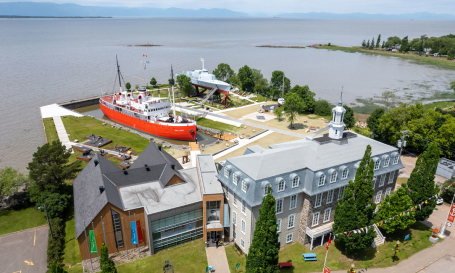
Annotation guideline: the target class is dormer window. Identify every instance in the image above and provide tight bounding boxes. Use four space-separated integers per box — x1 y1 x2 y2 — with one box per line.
278 179 285 192
241 179 247 193
233 172 239 185
318 174 326 187
224 166 230 178
374 159 381 170
330 171 337 183
393 154 399 165
290 174 300 188
384 156 390 167
342 168 349 179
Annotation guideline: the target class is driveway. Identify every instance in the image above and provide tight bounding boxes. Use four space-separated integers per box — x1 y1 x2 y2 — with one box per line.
0 226 48 273
399 155 446 185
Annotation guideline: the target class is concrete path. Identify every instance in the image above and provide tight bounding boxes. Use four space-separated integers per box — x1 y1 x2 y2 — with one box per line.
53 116 73 151
174 104 243 127
40 103 83 118
213 131 274 160
206 246 230 273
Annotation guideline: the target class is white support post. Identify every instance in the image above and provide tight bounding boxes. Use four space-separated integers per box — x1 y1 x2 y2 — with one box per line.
310 237 314 250
321 234 325 246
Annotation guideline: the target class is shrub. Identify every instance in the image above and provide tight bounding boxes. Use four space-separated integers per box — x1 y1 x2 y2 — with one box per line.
314 100 332 116
47 217 65 267
49 261 67 273
36 192 71 219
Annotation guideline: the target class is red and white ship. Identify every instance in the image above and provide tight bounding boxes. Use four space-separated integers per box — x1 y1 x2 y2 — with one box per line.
99 58 197 141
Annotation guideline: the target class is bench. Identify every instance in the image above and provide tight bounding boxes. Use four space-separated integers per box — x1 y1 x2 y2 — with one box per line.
278 262 292 268
302 253 317 261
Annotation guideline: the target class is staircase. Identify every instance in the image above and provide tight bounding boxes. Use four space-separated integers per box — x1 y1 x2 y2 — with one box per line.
372 223 386 248
200 85 219 105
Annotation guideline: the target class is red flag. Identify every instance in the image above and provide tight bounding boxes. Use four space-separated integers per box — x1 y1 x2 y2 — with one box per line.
136 220 144 244
328 236 332 245
326 244 329 250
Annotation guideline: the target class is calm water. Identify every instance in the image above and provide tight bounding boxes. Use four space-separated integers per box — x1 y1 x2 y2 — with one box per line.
1 17 455 171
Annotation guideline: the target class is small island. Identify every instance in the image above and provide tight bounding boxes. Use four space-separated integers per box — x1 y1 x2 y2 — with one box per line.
256 45 305 49
127 43 163 47
0 15 111 18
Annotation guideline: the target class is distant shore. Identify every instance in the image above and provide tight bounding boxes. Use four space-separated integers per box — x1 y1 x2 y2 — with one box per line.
0 15 111 18
256 45 305 49
127 44 163 47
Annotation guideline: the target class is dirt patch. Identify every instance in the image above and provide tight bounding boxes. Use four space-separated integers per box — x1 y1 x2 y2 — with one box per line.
354 113 370 122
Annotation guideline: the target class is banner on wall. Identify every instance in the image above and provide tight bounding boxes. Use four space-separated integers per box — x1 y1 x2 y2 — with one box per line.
136 220 144 244
131 221 138 245
89 230 98 254
207 209 220 223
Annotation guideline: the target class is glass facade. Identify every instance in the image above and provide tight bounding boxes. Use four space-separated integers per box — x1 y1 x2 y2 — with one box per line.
151 209 203 253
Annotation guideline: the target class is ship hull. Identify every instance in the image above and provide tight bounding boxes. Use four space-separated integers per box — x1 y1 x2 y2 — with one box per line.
100 103 197 141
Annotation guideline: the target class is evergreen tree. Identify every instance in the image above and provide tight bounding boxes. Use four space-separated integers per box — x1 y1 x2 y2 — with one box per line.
366 40 370 49
125 82 131 91
150 77 157 87
366 108 385 136
382 41 385 48
376 34 381 48
400 36 410 52
374 186 415 234
371 36 375 49
343 105 355 128
246 187 280 273
361 40 366 48
407 142 441 221
100 244 117 273
50 261 67 273
333 145 377 253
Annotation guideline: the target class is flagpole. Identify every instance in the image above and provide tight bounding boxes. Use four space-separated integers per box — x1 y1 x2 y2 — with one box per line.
92 222 99 262
134 213 139 253
122 217 129 260
440 187 455 236
83 220 93 270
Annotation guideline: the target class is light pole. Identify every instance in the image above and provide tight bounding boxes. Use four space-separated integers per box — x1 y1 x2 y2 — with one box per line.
392 241 400 263
38 205 53 239
397 130 409 156
439 182 455 236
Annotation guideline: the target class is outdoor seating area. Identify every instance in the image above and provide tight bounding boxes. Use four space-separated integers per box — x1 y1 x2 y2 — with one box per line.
76 146 92 153
76 150 96 162
113 145 131 153
302 253 317 261
86 135 112 147
118 160 132 169
115 153 131 161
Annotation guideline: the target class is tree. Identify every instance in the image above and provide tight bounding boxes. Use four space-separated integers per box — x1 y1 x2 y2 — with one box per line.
371 36 375 49
382 41 385 48
0 167 27 204
100 244 117 273
176 74 195 97
237 65 255 92
270 70 291 98
381 91 396 110
150 77 157 87
441 179 455 203
252 69 269 92
366 40 370 49
374 186 415 234
125 82 131 91
384 36 402 48
27 140 81 195
314 100 332 116
366 108 385 135
343 105 355 128
289 85 316 113
275 106 284 121
407 142 441 221
333 145 377 253
400 36 410 53
134 84 139 90
284 92 306 129
168 78 175 86
212 63 235 82
245 187 280 273
37 192 71 219
376 34 381 48
50 261 67 273
254 83 263 94
361 40 366 48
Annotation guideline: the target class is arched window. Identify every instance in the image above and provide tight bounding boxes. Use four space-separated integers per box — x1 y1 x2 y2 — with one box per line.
374 159 381 170
330 171 337 183
292 175 300 188
393 154 399 165
318 174 326 187
342 168 349 179
384 156 390 167
278 179 285 192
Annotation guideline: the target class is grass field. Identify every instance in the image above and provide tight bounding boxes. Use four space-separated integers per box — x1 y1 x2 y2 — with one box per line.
0 207 47 236
225 244 246 273
195 117 240 133
63 208 81 266
225 222 437 272
423 100 455 110
43 118 59 143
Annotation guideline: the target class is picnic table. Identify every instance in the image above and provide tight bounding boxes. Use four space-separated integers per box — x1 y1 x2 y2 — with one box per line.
278 262 292 268
303 253 317 261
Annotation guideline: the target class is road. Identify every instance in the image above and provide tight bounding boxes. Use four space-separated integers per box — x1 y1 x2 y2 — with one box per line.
0 226 48 273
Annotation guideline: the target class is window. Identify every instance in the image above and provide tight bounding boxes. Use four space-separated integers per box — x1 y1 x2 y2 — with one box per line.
318 174 326 186
375 191 383 204
315 193 323 208
326 190 334 204
233 229 236 240
264 185 269 196
241 219 246 234
288 214 295 229
385 188 392 196
224 167 229 178
286 233 293 243
233 211 237 225
242 200 246 215
388 172 395 184
379 175 386 187
312 212 320 227
393 154 400 165
233 193 237 207
289 195 297 210
233 173 239 185
330 171 338 183
374 160 381 170
276 199 283 214
384 156 390 167
278 179 285 192
111 209 124 248
240 238 245 249
277 219 282 232
241 179 247 193
338 186 346 200
323 208 332 223
225 188 230 200
342 168 349 179
292 175 300 188
372 176 377 189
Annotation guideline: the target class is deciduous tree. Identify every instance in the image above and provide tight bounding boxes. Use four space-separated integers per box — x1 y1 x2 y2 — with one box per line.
212 63 235 82
274 106 284 121
441 179 455 203
150 77 157 87
270 70 291 97
176 74 195 96
289 85 316 113
343 105 355 128
237 65 255 92
284 92 306 129
314 100 332 116
366 108 384 136
0 167 27 204
125 82 131 91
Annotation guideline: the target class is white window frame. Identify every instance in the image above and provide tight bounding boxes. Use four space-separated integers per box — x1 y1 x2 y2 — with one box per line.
233 193 237 207
312 212 320 227
384 156 390 167
277 219 282 232
240 238 245 249
323 208 332 223
278 179 285 192
233 228 236 240
388 172 395 184
375 190 383 204
286 233 293 243
289 195 297 210
385 187 392 196
379 174 386 187
326 189 334 204
338 186 346 200
264 185 269 196
233 173 239 185
224 167 229 178
225 188 229 200
315 193 323 208
288 214 295 229
342 168 349 179
393 154 399 165
241 219 246 234
330 171 338 183
241 179 247 193
318 174 326 187
374 160 381 170
292 176 300 188
242 200 246 215
276 199 283 214
372 176 377 189
232 211 237 225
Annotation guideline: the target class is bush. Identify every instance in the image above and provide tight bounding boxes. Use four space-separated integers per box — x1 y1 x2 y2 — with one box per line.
36 192 71 219
49 261 67 273
100 244 117 273
314 100 332 116
441 179 455 203
47 217 65 268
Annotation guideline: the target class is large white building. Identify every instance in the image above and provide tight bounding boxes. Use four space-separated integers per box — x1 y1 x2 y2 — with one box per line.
217 96 404 252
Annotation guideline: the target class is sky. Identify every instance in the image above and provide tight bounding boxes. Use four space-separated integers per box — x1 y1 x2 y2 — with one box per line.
2 0 455 15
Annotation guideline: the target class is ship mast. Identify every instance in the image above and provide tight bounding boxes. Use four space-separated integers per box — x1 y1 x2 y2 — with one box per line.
171 65 176 123
116 55 123 93
282 73 285 98
201 58 204 70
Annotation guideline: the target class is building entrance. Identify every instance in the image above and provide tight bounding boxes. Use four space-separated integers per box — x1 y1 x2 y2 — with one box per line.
207 231 221 246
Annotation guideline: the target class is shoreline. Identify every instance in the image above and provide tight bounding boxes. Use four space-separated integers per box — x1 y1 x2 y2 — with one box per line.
256 45 305 49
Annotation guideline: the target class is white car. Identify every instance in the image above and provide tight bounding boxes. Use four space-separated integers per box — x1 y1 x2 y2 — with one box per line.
437 198 444 205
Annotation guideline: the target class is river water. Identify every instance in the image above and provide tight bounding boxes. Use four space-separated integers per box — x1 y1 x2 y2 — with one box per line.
1 17 455 171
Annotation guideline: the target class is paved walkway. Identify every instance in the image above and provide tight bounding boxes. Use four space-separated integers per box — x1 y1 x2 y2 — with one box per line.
206 246 230 273
213 131 274 160
53 116 73 151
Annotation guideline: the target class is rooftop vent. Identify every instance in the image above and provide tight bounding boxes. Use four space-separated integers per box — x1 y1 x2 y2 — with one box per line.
99 186 105 194
158 145 162 151
123 168 128 175
171 164 175 170
94 159 99 167
145 164 150 171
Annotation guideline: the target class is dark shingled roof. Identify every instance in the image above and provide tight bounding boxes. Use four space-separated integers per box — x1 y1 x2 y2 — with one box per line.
130 143 182 171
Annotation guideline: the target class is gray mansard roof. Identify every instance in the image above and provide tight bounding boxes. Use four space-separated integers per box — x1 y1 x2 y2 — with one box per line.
217 132 404 207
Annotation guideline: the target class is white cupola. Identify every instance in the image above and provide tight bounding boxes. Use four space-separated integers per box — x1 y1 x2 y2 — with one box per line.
328 93 346 139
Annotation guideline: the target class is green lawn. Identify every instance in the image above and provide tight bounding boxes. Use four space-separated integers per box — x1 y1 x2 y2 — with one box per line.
423 100 455 111
225 222 437 272
397 177 409 186
195 117 239 133
43 117 59 143
352 126 371 137
63 208 81 266
0 207 47 236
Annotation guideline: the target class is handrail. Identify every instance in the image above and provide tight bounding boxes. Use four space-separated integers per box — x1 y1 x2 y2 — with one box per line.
373 223 386 243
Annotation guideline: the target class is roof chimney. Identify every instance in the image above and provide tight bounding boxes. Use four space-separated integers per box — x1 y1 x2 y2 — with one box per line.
171 164 175 170
94 159 99 167
123 168 128 175
158 145 162 151
99 186 105 194
145 164 150 171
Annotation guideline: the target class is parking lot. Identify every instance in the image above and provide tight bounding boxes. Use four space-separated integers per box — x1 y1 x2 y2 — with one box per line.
0 226 48 273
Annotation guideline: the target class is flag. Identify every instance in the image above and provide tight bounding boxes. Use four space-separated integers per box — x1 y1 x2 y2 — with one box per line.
89 230 98 254
143 54 147 57
328 236 332 245
146 61 150 64
326 243 329 250
131 221 138 245
136 220 144 244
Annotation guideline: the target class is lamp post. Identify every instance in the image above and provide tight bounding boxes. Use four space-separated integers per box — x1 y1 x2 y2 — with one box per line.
347 263 355 273
397 131 409 156
392 241 400 263
439 182 455 236
38 205 53 239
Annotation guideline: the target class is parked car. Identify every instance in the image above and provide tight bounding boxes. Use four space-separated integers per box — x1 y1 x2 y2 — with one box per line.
437 198 444 205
